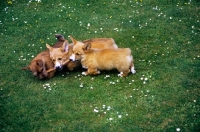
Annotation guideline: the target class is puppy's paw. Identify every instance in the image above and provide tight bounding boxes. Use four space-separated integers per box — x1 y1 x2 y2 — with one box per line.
132 70 136 74
131 67 136 74
118 72 123 77
82 72 88 75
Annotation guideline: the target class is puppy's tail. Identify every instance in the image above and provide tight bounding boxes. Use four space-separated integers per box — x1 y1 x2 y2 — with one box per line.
54 34 65 41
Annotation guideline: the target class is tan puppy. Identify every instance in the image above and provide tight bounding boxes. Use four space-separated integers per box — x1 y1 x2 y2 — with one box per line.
70 40 136 77
22 34 65 79
46 41 78 71
46 36 118 71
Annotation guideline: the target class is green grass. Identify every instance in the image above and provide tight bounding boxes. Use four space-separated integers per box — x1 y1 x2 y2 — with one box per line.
0 0 200 131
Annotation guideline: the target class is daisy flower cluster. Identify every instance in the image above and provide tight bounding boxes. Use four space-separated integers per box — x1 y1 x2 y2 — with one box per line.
17 42 39 62
43 83 57 91
18 53 35 61
140 75 149 84
140 72 153 84
28 0 42 3
92 104 128 122
127 88 153 99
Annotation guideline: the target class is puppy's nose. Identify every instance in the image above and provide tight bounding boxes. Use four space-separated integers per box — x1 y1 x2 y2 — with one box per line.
69 58 77 62
56 66 63 71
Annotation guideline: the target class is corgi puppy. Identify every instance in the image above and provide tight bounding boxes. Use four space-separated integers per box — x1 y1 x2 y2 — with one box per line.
46 36 118 71
22 34 65 79
69 36 118 62
46 40 81 71
70 42 136 77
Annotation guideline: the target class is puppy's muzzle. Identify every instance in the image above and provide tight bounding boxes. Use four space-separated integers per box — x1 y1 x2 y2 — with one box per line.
55 66 63 71
55 61 63 71
69 54 77 62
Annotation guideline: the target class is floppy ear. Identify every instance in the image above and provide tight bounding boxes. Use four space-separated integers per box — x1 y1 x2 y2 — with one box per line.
70 35 77 45
46 44 53 51
61 40 69 52
41 58 48 77
83 43 91 51
36 59 43 68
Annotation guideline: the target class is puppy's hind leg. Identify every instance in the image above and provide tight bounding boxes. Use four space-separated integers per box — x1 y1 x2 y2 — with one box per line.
117 65 131 77
118 69 130 77
130 63 136 74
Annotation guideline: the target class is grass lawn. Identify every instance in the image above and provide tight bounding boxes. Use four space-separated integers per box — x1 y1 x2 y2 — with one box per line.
0 0 200 131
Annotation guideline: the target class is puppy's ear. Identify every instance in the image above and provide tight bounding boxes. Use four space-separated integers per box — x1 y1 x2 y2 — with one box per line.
70 35 77 45
83 43 91 52
61 40 69 52
41 59 48 77
46 44 53 51
36 59 43 68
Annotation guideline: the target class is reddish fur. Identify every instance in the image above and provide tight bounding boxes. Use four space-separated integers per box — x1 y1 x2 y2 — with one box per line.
22 34 64 79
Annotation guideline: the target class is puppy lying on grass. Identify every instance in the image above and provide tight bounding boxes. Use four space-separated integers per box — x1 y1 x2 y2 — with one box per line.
70 37 136 77
22 34 64 79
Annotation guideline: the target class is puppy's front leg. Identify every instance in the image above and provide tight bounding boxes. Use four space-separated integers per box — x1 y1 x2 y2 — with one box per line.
82 71 88 75
82 68 100 76
82 66 90 75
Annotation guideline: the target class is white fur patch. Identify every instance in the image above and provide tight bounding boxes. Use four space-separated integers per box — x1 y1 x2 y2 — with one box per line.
131 66 136 74
55 61 61 68
70 54 75 61
82 65 88 69
127 56 132 63
113 44 118 49
82 72 87 75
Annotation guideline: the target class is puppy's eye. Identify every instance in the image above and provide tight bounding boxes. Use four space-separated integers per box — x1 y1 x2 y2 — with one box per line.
52 59 55 62
58 58 62 60
76 53 80 55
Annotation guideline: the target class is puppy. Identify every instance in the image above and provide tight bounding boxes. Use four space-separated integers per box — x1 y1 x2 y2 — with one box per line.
46 40 78 71
46 36 118 71
22 34 65 79
70 41 136 77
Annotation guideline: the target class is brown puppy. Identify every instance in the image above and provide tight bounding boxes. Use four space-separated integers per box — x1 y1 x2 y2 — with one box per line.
70 38 136 77
46 36 118 71
22 34 65 79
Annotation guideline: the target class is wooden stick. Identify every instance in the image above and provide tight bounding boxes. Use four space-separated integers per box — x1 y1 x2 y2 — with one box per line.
47 68 56 73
